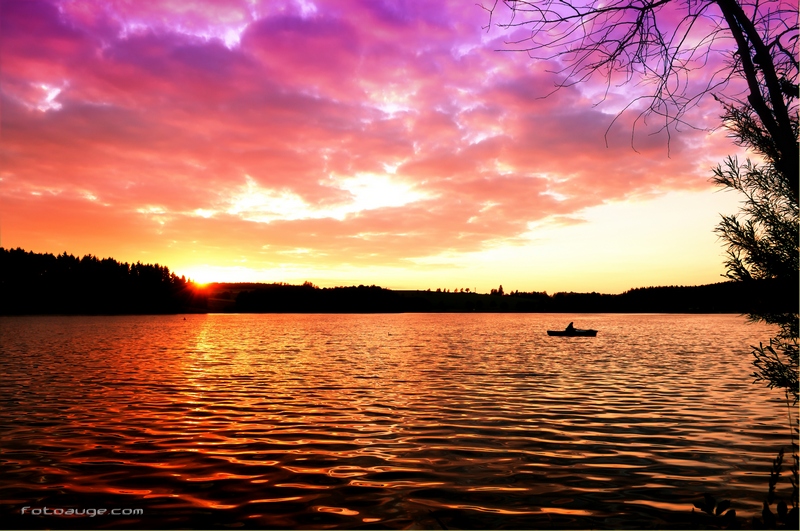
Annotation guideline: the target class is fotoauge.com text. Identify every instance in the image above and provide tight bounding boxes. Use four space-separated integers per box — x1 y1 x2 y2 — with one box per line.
21 506 143 517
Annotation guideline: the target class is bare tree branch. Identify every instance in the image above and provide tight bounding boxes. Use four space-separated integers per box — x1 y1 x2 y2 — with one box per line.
484 0 798 193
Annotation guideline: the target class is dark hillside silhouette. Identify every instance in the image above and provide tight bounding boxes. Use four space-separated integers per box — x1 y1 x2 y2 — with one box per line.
231 281 787 314
235 283 430 313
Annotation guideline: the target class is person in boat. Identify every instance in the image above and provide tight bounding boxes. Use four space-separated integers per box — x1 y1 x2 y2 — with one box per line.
565 322 575 332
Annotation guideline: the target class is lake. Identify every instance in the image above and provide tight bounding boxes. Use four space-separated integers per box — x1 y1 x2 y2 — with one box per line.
0 313 792 529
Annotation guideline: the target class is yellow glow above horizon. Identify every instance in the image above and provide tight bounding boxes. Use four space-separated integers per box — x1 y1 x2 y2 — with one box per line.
164 189 741 294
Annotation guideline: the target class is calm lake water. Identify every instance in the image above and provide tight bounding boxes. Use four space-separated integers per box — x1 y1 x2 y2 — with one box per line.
0 313 793 529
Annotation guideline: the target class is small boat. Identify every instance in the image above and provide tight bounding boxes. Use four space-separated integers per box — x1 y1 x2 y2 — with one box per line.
547 328 598 337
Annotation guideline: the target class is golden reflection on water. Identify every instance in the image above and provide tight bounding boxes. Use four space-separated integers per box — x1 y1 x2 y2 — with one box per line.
0 313 792 529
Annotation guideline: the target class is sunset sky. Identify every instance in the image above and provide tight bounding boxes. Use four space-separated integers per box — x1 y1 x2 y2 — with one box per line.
1 0 754 294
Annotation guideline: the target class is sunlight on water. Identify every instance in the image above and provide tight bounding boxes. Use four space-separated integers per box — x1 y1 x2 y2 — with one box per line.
0 314 792 529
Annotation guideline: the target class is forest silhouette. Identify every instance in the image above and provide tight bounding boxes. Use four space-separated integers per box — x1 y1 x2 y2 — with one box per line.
0 247 790 315
0 247 201 315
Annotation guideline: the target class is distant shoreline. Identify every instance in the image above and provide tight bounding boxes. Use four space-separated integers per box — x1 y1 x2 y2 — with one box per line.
199 280 787 315
2 247 794 316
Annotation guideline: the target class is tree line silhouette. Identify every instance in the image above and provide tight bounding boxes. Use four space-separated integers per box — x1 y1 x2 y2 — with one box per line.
0 247 205 314
1 247 790 315
229 280 789 314
394 282 790 314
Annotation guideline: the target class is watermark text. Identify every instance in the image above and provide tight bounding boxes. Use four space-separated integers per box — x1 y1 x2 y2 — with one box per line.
21 506 143 517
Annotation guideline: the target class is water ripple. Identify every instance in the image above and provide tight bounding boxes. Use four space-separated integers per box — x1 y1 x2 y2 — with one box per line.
0 313 791 529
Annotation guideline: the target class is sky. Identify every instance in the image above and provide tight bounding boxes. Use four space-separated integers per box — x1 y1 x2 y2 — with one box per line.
1 0 755 294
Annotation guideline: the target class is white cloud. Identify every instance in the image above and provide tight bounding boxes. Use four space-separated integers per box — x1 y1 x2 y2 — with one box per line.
222 174 432 223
